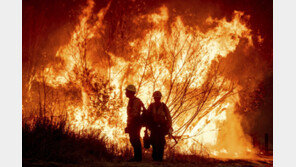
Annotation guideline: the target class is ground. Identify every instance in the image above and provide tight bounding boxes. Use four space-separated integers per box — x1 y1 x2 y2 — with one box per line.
23 156 273 167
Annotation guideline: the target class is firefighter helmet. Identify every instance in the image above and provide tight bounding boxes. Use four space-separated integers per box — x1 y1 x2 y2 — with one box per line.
126 84 136 93
153 91 162 97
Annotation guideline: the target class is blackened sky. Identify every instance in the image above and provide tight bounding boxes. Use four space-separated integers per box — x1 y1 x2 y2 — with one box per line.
23 0 272 67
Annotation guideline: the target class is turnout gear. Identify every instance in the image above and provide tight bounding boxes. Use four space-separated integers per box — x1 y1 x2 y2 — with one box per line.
126 97 145 129
128 126 142 161
144 94 172 161
125 94 145 162
151 127 166 161
149 102 172 133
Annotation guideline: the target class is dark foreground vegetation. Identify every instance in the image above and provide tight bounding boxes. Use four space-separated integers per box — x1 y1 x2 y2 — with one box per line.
22 117 123 165
23 117 272 167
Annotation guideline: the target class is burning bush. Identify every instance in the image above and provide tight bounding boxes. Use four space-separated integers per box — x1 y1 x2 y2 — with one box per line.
23 0 272 161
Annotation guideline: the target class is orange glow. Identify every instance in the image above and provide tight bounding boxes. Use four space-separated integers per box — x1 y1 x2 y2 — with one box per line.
24 1 262 159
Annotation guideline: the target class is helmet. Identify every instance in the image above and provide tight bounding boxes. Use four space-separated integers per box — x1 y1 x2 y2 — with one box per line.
153 91 162 97
126 84 136 93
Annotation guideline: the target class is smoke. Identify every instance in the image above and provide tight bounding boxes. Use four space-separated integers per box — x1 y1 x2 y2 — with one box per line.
23 0 273 157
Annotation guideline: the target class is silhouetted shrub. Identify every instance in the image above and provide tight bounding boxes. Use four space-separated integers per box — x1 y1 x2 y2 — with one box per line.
22 116 116 164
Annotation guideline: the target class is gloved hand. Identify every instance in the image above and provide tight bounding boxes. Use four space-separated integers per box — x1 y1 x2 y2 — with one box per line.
168 128 173 136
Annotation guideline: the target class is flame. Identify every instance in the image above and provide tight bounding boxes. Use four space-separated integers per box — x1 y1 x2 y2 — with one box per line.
24 1 261 159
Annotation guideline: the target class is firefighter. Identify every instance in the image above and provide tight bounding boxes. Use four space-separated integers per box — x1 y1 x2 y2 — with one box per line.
125 84 145 162
146 91 172 161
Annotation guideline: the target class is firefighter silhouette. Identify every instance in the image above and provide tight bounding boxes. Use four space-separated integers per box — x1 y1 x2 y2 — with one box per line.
145 91 173 161
125 84 145 162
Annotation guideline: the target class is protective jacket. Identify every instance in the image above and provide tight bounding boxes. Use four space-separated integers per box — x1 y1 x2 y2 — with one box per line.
126 97 145 130
146 102 172 161
147 102 172 131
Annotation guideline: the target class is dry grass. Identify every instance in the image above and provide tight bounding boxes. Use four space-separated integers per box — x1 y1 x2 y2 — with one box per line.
22 116 118 164
22 117 272 167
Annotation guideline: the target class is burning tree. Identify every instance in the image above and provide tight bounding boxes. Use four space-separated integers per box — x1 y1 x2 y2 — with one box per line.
23 0 270 159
